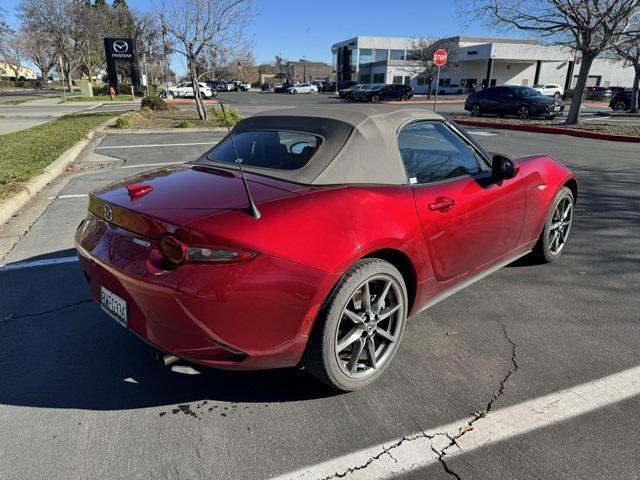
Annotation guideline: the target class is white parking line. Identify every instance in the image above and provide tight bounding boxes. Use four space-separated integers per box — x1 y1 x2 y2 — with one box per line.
469 131 498 136
272 364 640 479
96 141 219 149
0 256 79 271
121 161 186 169
54 194 88 199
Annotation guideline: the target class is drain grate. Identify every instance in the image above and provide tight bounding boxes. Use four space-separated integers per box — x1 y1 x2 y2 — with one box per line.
68 160 123 171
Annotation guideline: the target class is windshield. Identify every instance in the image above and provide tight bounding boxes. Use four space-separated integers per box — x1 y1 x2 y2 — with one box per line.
199 130 323 171
514 87 542 98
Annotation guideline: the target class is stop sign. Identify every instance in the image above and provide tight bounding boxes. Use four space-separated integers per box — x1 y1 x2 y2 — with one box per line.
433 49 447 67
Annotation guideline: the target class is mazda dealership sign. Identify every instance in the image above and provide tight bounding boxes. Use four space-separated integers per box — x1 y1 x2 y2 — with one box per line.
103 37 142 95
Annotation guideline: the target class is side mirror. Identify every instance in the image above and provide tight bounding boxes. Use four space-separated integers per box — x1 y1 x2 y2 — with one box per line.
492 154 518 180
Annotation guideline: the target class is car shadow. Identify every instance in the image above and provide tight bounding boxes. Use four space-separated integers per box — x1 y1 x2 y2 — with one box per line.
0 249 340 411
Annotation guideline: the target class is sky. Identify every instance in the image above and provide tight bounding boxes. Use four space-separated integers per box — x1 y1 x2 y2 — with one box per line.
2 0 523 74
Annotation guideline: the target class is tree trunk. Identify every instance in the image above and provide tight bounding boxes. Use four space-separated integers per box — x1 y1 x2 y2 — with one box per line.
66 68 74 93
189 55 207 121
564 53 596 125
630 67 640 114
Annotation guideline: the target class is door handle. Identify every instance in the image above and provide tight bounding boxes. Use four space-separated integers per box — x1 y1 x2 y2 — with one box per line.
428 197 456 211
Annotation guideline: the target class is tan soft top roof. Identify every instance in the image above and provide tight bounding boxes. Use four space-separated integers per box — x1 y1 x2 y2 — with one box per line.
203 105 445 185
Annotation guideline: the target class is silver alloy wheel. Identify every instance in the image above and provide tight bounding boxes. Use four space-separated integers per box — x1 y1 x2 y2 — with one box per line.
371 95 380 103
471 104 481 116
334 275 404 379
548 196 574 256
518 106 530 119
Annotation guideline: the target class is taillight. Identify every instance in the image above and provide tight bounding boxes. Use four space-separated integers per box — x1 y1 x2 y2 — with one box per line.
159 233 256 267
187 246 256 264
159 234 187 266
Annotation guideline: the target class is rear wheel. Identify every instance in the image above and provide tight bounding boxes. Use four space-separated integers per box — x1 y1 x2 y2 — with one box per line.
531 186 575 263
554 92 561 98
517 105 530 119
303 259 407 391
613 100 627 111
370 95 380 103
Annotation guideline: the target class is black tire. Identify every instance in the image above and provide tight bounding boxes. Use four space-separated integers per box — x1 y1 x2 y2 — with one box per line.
530 186 575 263
401 94 409 101
613 100 627 111
370 95 380 103
554 92 561 98
470 104 482 117
303 258 408 391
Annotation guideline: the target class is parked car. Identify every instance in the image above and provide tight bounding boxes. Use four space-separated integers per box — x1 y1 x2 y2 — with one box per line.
166 82 215 99
274 83 293 93
75 106 577 391
465 86 564 119
432 84 464 95
339 83 367 99
288 83 318 94
534 83 564 98
231 80 251 91
312 81 325 92
585 86 612 100
261 83 272 91
609 90 635 111
356 84 414 102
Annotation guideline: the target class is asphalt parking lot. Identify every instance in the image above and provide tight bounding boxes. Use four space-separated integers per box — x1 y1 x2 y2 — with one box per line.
1 99 640 479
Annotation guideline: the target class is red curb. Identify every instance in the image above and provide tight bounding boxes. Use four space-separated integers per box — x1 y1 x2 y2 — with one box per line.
165 98 220 105
454 118 640 143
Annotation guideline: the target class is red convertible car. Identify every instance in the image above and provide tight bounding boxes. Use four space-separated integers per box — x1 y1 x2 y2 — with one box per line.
75 106 577 391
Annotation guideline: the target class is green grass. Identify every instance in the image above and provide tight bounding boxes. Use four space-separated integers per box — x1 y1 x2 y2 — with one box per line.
0 96 40 105
0 111 121 200
66 94 138 102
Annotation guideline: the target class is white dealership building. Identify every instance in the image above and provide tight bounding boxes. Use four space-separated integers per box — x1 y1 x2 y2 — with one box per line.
331 36 636 94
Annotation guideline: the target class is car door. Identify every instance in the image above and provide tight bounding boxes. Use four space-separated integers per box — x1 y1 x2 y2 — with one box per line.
398 121 525 282
480 88 502 114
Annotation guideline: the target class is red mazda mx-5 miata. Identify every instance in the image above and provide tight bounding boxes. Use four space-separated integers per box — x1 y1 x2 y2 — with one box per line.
76 106 577 391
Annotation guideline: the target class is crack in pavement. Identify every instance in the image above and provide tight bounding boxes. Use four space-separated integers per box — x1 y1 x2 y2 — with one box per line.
318 316 519 480
2 299 94 322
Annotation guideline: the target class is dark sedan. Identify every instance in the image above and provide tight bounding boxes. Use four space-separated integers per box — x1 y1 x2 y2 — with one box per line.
355 84 414 103
274 83 294 93
465 86 565 119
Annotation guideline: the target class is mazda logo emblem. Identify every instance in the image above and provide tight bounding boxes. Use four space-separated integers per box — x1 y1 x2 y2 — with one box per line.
103 204 113 221
113 41 129 53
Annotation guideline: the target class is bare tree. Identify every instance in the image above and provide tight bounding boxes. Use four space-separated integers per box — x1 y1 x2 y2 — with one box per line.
464 0 640 124
21 28 59 80
158 0 253 120
409 37 460 99
0 8 11 56
19 0 85 91
613 24 640 113
0 33 27 80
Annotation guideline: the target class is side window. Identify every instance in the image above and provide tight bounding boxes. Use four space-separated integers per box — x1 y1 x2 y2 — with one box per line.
398 122 483 184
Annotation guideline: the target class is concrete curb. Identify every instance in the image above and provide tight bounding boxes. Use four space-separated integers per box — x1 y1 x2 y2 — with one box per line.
0 116 118 226
104 127 228 134
454 118 640 143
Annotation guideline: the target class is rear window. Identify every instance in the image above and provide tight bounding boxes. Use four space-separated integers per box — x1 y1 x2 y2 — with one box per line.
205 130 322 170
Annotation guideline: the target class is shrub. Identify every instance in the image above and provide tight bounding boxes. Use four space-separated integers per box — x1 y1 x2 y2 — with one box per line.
115 116 131 129
141 95 169 111
208 106 242 127
139 106 150 113
177 119 193 128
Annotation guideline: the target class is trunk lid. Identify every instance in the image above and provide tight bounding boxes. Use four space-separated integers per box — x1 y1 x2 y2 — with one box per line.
89 164 301 238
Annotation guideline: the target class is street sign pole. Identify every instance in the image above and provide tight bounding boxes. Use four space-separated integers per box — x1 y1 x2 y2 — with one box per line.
431 48 448 113
433 66 440 112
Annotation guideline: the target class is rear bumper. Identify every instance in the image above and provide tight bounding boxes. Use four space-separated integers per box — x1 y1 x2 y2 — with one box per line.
75 214 339 370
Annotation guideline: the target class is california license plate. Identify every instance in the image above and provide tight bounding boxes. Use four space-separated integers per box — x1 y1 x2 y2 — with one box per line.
100 286 128 328
553 106 561 111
